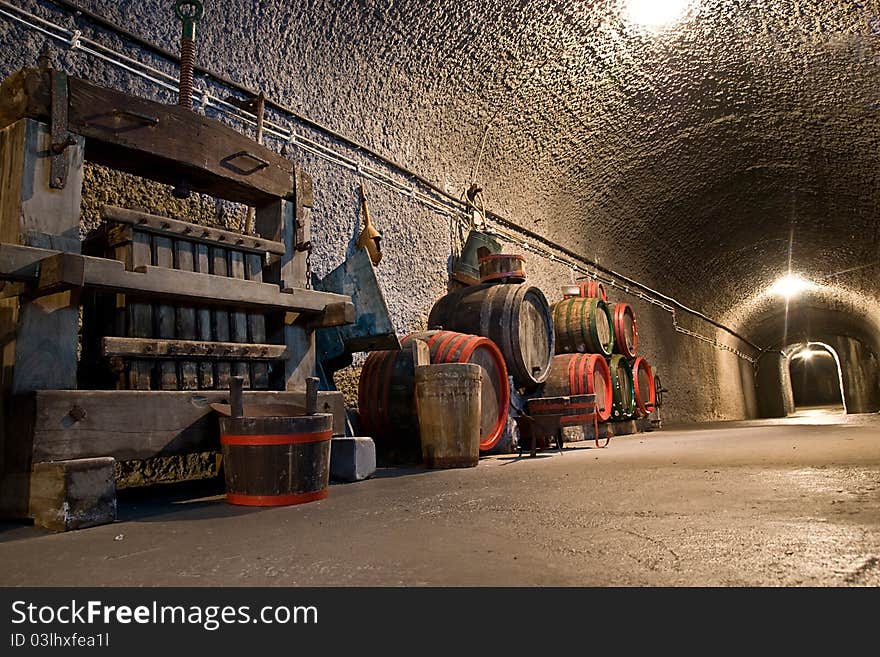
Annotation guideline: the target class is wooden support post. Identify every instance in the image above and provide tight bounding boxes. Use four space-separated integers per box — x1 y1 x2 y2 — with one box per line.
0 117 83 519
153 235 178 390
194 244 214 389
255 169 316 391
123 231 154 390
245 253 270 389
174 239 199 390
228 250 251 388
210 246 232 389
0 119 83 395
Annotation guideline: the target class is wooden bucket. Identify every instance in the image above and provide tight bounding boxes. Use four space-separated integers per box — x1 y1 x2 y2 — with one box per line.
415 363 482 468
359 331 509 455
478 253 526 284
219 413 333 506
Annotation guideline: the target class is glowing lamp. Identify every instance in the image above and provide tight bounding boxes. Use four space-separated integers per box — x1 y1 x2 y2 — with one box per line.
767 274 817 300
626 0 692 28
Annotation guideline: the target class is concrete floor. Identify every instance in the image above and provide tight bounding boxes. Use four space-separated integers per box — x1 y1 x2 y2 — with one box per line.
1 407 878 586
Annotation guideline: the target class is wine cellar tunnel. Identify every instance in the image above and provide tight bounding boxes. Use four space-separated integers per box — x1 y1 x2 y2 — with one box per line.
0 0 878 587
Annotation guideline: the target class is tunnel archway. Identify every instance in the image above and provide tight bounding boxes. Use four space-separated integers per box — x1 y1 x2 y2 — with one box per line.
722 283 880 418
785 342 846 414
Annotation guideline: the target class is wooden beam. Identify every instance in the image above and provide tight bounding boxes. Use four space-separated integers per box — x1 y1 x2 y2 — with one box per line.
103 205 285 257
35 251 85 295
26 390 348 462
0 243 351 313
102 337 287 360
1 69 295 205
305 301 356 330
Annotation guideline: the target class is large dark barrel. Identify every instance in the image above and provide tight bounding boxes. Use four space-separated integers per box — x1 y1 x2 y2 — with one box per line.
609 302 638 358
631 356 656 417
358 331 510 454
219 413 333 506
552 297 614 356
563 280 607 302
428 283 554 390
541 353 613 422
608 354 635 420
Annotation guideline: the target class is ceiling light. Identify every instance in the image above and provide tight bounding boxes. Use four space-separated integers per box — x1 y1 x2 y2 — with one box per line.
626 0 692 29
767 274 817 300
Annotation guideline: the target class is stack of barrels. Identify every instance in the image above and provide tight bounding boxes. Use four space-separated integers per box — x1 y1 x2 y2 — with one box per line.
359 253 556 460
357 253 659 462
541 280 657 427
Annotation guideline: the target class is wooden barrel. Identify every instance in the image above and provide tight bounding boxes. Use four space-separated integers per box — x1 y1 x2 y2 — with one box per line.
428 283 554 390
358 331 510 453
541 353 613 422
608 354 636 420
631 356 656 417
563 280 607 301
552 297 614 356
609 302 638 358
478 253 526 284
219 413 333 506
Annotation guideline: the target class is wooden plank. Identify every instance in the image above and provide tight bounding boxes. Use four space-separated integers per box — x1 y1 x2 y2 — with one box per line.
1 69 294 205
245 253 270 389
211 247 232 389
103 205 284 257
153 235 178 390
194 244 214 389
228 250 251 388
28 390 348 461
0 243 351 312
102 337 287 360
124 232 153 390
174 239 198 390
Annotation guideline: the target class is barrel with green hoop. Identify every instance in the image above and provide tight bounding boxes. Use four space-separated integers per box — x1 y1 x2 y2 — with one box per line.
552 297 614 356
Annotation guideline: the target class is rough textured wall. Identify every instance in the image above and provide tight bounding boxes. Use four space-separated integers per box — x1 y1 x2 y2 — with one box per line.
16 0 880 422
826 336 880 414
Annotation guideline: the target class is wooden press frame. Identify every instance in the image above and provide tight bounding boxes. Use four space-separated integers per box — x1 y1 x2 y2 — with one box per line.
0 66 353 525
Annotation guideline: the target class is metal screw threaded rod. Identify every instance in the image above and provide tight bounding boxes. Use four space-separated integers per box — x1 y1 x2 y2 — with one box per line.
173 0 203 110
178 36 195 108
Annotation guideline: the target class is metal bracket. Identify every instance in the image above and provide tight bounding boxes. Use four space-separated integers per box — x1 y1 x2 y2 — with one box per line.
49 70 74 190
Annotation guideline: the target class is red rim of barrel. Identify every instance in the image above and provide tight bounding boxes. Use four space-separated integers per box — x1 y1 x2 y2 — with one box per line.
612 302 638 358
563 280 607 301
631 357 656 416
567 352 612 422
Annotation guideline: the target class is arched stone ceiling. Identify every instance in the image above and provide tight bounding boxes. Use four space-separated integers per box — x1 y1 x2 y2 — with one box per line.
29 0 880 341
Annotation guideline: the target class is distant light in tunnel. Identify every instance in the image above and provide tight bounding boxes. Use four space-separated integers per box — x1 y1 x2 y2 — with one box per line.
767 274 817 300
626 0 692 28
792 348 817 361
